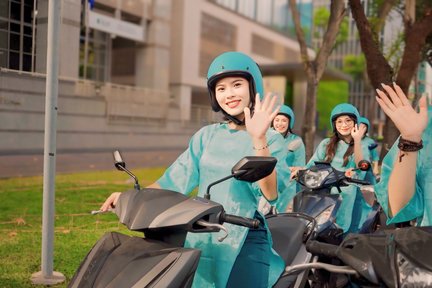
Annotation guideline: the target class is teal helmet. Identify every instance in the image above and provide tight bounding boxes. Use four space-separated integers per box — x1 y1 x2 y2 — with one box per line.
276 104 295 130
207 51 264 112
359 116 370 132
330 103 360 131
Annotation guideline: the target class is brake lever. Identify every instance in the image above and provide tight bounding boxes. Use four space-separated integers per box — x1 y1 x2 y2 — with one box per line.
90 208 113 215
196 219 229 242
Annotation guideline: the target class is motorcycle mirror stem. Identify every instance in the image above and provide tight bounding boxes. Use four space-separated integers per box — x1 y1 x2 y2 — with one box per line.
204 170 247 200
204 156 277 200
113 150 141 190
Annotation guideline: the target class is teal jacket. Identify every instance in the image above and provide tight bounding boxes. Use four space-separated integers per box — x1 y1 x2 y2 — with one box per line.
307 138 372 232
157 122 289 287
284 133 306 167
375 106 432 226
273 133 305 212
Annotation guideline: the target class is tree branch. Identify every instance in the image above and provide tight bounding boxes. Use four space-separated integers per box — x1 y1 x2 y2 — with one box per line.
316 0 347 79
349 0 394 88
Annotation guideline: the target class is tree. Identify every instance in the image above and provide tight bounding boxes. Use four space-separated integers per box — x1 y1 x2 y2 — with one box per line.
349 0 432 158
289 0 347 159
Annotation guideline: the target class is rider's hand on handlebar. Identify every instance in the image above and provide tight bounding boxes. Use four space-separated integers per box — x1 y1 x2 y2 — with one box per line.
289 166 303 180
345 168 355 178
100 192 121 212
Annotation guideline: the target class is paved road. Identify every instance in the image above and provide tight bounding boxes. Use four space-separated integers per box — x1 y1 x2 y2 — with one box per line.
0 149 184 179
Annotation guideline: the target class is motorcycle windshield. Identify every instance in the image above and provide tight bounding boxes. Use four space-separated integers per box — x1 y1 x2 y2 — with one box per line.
116 189 223 231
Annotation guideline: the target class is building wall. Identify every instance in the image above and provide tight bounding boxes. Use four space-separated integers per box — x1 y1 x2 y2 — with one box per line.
0 0 307 156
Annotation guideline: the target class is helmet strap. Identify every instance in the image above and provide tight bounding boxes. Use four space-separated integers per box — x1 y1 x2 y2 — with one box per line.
222 110 245 125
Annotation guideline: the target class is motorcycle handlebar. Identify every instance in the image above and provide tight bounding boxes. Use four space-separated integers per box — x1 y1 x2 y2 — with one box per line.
346 178 371 185
306 240 339 258
221 213 260 229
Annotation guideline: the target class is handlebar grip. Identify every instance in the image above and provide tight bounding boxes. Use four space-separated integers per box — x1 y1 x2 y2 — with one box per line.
306 240 338 258
347 178 371 185
222 213 260 229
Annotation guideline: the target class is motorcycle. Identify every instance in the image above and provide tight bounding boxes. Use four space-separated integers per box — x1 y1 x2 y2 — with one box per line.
68 151 314 288
303 226 432 287
285 160 381 244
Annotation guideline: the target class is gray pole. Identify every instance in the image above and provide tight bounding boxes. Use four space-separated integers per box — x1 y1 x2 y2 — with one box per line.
31 0 65 284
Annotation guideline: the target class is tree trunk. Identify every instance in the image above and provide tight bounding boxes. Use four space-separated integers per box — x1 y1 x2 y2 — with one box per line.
289 0 346 160
349 0 432 160
302 78 318 160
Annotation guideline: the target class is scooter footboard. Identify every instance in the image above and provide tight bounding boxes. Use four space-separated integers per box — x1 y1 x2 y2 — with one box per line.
69 232 201 288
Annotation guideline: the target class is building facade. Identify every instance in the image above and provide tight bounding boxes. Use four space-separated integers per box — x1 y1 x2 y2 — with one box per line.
1 0 340 161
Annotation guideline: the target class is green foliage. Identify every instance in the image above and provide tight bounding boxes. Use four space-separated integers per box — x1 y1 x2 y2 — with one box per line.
343 54 366 79
316 81 349 132
313 7 348 48
0 167 165 287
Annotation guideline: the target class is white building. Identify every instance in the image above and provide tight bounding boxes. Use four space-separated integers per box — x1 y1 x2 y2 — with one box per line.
0 0 345 171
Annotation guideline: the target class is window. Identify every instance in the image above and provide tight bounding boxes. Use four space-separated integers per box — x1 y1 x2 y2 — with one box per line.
0 0 37 71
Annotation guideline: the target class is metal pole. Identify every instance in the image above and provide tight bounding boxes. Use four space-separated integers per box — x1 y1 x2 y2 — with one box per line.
83 1 89 79
31 0 38 72
31 0 64 284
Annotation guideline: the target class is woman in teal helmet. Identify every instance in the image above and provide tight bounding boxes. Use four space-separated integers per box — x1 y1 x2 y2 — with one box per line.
271 104 305 211
375 83 430 226
359 116 380 185
101 51 289 287
305 103 372 233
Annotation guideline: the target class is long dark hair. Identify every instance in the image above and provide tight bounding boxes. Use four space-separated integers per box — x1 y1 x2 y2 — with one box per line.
325 117 356 167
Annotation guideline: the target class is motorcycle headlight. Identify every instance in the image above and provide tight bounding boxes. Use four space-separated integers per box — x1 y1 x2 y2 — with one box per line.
315 204 335 226
302 170 330 188
397 252 432 286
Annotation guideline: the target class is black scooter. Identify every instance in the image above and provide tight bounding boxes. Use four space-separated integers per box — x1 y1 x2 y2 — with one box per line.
68 152 314 288
304 226 432 287
285 160 380 244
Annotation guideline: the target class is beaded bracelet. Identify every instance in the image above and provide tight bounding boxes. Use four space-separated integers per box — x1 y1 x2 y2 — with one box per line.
397 137 423 162
397 137 423 152
253 144 269 150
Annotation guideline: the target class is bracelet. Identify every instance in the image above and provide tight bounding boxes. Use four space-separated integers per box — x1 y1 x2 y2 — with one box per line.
397 137 423 152
253 144 269 150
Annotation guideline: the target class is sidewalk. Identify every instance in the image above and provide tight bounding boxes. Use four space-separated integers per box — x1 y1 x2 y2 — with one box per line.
0 149 184 179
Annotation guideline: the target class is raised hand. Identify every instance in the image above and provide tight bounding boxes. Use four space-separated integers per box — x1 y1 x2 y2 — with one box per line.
376 83 428 142
351 123 366 142
244 93 280 140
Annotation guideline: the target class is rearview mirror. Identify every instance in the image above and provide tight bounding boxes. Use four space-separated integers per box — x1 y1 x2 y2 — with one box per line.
113 150 126 170
231 156 277 182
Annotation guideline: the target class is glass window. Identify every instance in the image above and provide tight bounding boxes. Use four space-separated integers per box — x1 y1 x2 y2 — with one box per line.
0 31 8 49
215 0 237 10
273 0 288 32
0 1 9 18
0 49 7 66
256 1 271 25
9 51 19 69
237 0 255 19
10 1 20 21
1 0 36 71
9 33 19 51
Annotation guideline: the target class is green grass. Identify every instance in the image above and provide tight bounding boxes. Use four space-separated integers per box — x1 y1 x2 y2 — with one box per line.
0 167 165 287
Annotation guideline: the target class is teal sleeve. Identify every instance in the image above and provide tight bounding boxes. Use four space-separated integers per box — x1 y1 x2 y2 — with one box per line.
292 137 306 167
306 139 328 168
374 138 424 224
157 127 207 195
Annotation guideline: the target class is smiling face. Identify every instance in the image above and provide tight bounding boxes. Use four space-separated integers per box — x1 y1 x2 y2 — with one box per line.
273 114 290 134
334 115 355 136
215 76 251 118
